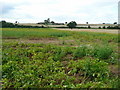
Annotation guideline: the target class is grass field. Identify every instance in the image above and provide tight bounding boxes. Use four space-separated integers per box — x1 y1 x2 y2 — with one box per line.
2 28 119 88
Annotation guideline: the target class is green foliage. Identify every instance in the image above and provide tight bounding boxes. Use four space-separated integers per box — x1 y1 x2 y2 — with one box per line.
93 45 113 59
107 26 120 29
83 58 109 80
2 42 118 88
103 26 106 29
68 58 109 81
0 21 43 28
2 28 118 88
2 28 71 39
1 21 14 28
73 46 88 58
2 28 118 43
49 32 70 37
88 25 91 28
67 21 77 29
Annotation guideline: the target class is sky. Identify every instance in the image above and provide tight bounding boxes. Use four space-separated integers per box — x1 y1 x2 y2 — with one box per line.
1 0 119 24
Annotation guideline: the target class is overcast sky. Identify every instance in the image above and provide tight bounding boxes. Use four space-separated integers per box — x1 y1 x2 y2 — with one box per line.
1 0 119 24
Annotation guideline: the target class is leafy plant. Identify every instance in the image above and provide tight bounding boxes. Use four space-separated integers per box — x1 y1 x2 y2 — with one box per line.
73 46 88 58
93 45 113 59
2 28 118 88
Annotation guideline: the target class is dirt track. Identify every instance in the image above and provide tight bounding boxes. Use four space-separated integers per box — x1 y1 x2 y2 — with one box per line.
55 28 119 34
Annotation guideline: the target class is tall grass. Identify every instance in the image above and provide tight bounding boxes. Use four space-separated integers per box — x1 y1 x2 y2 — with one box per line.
93 45 113 59
2 28 118 44
2 28 71 39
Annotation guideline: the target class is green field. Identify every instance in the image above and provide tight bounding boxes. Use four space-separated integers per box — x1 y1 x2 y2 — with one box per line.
2 28 119 88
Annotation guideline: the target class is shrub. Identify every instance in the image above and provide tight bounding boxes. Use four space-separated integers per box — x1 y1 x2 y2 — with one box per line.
107 26 120 29
73 46 88 58
107 26 111 29
93 46 113 59
88 25 91 28
103 26 106 29
67 21 77 29
82 58 109 80
68 58 109 81
53 47 66 61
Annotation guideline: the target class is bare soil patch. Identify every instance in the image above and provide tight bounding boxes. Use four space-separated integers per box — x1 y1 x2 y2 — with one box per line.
3 38 59 44
2 37 18 39
109 65 119 75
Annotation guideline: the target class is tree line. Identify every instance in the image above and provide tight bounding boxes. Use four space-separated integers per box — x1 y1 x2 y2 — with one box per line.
0 21 44 28
0 20 119 29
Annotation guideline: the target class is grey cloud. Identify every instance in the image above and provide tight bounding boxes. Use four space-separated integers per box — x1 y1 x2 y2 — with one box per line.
1 2 16 15
2 5 15 14
1 1 28 15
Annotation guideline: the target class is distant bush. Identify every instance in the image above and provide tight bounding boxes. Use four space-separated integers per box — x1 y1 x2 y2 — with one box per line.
77 27 88 29
0 21 14 28
113 22 117 24
41 25 44 28
103 26 106 29
0 20 44 28
107 26 120 29
88 25 91 28
107 26 111 29
99 27 101 29
67 21 77 29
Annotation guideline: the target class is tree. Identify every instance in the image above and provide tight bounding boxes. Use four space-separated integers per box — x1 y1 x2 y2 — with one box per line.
65 22 67 24
103 26 106 29
41 25 44 28
1 20 14 28
67 21 77 29
44 20 49 25
47 18 50 23
15 21 18 24
88 25 91 28
114 22 117 24
86 22 88 24
44 18 51 27
44 20 49 27
1 20 6 23
51 21 55 25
